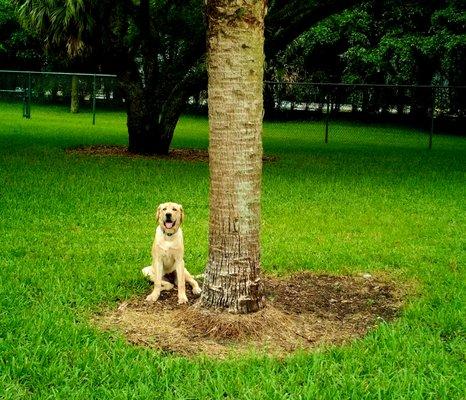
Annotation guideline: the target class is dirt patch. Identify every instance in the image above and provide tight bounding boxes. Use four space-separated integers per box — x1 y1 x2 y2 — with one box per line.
94 272 406 358
67 145 277 162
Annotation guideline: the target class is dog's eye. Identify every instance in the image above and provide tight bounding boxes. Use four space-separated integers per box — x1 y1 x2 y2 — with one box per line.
172 208 177 211
163 208 167 211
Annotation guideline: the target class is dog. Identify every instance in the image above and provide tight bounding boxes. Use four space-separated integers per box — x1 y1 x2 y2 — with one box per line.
143 202 201 304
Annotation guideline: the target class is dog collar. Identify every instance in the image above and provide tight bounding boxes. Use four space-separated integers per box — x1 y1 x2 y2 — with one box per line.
164 231 174 237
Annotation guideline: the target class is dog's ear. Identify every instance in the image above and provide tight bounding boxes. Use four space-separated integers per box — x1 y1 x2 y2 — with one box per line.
156 204 162 221
180 205 184 224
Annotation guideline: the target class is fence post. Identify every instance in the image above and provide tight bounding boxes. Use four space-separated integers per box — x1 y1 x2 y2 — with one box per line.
325 93 330 144
25 72 31 119
22 88 27 118
92 74 97 125
429 87 435 150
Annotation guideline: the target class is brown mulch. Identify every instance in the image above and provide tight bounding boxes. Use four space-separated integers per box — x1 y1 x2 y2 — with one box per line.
94 272 408 358
67 145 278 162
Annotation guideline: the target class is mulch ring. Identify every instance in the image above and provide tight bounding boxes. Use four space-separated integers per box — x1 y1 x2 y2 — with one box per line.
67 145 278 162
94 272 408 358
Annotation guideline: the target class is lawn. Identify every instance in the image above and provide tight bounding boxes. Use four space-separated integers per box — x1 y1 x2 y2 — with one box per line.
0 101 465 399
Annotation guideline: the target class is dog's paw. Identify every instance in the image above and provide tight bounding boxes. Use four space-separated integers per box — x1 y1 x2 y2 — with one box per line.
145 292 160 303
178 294 189 305
192 286 202 296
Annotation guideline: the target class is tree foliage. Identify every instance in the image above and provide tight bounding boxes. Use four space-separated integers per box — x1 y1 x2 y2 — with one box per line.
0 0 41 68
276 0 466 86
16 0 95 58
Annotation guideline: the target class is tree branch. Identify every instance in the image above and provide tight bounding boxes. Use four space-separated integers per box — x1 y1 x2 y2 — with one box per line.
266 0 362 58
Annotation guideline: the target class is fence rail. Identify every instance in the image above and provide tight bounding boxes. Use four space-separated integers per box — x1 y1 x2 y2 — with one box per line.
265 81 466 89
0 70 117 77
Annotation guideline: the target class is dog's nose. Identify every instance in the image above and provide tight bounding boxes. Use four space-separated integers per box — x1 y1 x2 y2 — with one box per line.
165 213 172 219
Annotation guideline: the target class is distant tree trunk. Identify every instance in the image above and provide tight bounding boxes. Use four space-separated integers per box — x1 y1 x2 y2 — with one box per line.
123 77 193 155
409 88 431 121
200 0 266 314
70 75 79 113
125 86 169 154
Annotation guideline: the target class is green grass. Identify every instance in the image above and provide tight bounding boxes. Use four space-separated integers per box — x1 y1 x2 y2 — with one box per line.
1 101 465 399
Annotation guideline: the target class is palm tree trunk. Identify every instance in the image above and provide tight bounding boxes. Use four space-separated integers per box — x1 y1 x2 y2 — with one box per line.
200 0 267 314
70 75 79 113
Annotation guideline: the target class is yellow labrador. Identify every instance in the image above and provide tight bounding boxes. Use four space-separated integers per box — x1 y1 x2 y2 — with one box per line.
143 202 201 304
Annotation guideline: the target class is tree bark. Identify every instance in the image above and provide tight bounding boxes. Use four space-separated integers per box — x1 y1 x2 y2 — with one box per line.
200 0 267 314
70 74 79 113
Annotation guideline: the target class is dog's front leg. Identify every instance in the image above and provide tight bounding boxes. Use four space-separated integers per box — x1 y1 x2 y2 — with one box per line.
146 257 163 302
184 268 202 296
175 259 188 304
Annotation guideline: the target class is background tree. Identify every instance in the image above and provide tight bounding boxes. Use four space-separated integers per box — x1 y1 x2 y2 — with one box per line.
0 0 42 98
271 0 466 117
101 0 206 154
0 0 41 69
14 0 206 151
200 0 267 314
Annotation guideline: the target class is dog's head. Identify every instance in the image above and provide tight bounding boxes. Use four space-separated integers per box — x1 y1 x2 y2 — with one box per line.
156 202 184 234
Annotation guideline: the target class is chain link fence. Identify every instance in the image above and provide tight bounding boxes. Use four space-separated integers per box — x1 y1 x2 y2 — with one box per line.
1 70 465 149
262 82 466 149
0 70 119 124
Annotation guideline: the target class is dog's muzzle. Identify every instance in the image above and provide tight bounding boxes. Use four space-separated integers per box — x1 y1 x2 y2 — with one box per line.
164 219 175 229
